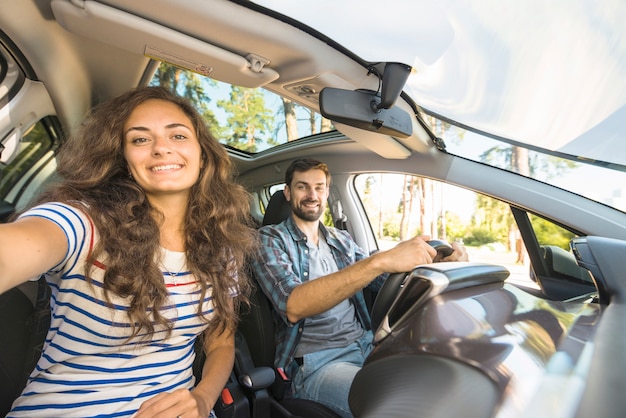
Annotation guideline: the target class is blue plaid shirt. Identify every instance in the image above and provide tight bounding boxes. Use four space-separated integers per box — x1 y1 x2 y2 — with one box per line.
252 215 386 378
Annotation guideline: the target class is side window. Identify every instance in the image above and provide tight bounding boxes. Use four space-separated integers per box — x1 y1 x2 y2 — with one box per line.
1 48 58 219
354 173 581 287
0 120 57 212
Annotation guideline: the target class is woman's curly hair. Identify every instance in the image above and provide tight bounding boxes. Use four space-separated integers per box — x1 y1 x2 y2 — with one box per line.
34 86 257 340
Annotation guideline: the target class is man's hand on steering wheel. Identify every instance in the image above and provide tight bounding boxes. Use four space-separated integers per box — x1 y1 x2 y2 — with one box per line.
441 241 469 262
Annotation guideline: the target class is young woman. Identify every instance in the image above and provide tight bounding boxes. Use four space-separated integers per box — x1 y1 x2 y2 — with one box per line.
0 86 256 417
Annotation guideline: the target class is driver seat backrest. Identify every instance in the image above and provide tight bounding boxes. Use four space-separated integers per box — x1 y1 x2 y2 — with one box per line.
235 190 340 417
261 190 290 227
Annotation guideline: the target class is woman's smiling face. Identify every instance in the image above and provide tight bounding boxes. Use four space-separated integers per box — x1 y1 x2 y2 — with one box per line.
123 98 203 201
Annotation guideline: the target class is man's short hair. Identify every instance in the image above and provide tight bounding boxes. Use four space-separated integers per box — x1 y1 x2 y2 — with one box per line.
285 158 332 188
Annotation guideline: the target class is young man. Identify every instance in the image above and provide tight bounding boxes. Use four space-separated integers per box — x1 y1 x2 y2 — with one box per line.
252 158 468 417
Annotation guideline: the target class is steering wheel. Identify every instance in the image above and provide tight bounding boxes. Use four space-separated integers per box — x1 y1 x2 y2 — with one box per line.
370 239 454 332
428 239 455 262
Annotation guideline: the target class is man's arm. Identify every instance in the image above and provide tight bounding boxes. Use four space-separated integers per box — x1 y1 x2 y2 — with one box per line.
285 235 437 323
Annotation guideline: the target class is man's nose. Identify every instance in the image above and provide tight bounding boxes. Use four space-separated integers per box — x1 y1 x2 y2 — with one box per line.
305 188 317 198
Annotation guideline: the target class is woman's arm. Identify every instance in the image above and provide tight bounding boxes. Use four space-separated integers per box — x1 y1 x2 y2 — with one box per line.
134 323 236 418
191 326 236 415
0 216 67 295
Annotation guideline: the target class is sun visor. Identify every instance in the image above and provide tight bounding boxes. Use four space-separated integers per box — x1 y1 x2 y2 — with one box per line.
334 122 411 159
51 0 279 88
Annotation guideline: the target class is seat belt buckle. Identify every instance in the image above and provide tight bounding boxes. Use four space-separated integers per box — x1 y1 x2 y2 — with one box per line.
271 367 291 400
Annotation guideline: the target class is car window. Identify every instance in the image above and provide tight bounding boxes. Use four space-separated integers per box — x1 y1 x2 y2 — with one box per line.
149 62 334 154
0 47 59 216
0 120 57 209
353 173 582 288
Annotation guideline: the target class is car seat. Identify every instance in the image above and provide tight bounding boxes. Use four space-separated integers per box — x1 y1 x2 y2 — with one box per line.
231 190 340 417
0 276 50 416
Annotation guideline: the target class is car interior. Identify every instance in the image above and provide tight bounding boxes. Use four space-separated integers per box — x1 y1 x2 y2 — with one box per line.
3 1 626 417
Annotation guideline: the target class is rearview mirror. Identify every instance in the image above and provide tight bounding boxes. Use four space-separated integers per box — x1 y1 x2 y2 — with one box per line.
319 61 413 138
319 87 413 138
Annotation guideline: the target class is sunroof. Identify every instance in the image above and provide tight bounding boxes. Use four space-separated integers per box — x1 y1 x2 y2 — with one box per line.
150 62 334 154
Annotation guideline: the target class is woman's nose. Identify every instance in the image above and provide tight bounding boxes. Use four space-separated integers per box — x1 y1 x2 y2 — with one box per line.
152 136 172 155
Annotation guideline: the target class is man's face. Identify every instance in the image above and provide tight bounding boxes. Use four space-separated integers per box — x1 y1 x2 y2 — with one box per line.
285 168 330 222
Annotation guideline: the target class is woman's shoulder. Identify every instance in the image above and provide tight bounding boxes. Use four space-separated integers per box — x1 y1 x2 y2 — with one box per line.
19 201 94 232
21 201 88 216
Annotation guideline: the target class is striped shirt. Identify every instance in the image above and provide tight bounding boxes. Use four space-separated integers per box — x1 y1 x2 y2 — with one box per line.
9 203 215 417
251 215 386 379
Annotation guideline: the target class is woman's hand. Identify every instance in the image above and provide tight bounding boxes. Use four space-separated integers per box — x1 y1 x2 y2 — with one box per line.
134 388 209 418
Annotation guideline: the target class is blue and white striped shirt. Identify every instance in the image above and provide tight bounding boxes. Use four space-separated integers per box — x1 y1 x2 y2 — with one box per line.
9 203 215 417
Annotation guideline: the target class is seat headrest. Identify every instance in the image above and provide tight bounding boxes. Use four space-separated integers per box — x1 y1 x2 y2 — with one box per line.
262 190 291 226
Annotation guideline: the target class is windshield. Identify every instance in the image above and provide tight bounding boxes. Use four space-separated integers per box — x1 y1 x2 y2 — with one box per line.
252 0 626 212
433 120 626 213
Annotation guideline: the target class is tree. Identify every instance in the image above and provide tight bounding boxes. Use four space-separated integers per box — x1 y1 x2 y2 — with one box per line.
217 86 276 152
478 144 577 258
153 62 335 150
279 97 335 142
398 175 409 240
281 98 299 142
150 63 221 134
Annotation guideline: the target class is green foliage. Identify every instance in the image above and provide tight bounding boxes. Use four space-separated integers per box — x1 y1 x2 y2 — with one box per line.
323 206 334 227
471 194 511 243
530 154 579 180
443 211 469 242
150 63 220 134
151 62 334 154
530 214 575 250
217 86 276 152
0 121 54 199
383 222 400 239
463 227 499 246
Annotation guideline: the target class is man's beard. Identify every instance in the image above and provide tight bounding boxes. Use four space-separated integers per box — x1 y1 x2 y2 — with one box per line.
291 199 324 222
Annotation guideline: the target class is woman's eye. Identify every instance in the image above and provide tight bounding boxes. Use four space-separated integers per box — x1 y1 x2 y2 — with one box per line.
130 137 149 144
172 134 187 140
